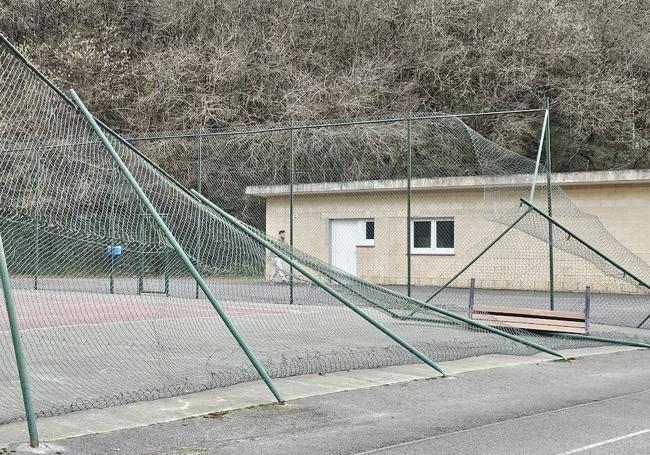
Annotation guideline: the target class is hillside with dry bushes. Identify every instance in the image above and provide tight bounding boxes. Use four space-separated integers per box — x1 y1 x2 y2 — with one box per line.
1 0 648 170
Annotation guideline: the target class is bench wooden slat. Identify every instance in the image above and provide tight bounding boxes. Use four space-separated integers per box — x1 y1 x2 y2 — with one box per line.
473 304 584 320
473 318 587 334
473 314 586 328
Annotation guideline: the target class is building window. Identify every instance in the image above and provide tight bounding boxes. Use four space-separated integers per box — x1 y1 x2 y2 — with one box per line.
411 218 454 254
365 221 375 241
413 221 432 248
357 219 375 247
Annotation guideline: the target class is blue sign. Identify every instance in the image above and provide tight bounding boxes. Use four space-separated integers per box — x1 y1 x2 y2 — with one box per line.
106 245 123 257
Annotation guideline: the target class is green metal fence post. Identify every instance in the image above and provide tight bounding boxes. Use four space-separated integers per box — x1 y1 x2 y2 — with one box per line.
521 197 650 328
164 245 170 296
639 310 650 329
406 112 412 297
34 150 41 291
109 165 116 294
289 120 295 304
310 241 566 359
544 97 555 310
421 208 534 304
195 134 202 300
0 231 39 447
137 215 144 295
191 189 447 376
70 90 284 403
337 273 566 360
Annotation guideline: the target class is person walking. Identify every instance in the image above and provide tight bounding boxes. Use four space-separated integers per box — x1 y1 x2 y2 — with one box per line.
270 230 289 283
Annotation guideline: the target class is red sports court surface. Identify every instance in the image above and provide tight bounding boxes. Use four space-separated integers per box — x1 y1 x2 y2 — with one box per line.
0 289 305 331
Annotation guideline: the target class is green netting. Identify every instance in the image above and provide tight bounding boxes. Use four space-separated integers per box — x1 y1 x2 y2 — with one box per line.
0 35 649 427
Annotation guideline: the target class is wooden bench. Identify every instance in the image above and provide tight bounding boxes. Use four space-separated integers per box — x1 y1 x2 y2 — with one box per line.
468 280 591 335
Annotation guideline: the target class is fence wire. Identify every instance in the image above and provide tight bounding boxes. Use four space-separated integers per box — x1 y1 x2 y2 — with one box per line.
0 37 649 426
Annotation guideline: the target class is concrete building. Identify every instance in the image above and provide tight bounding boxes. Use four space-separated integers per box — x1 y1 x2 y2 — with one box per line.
247 170 650 292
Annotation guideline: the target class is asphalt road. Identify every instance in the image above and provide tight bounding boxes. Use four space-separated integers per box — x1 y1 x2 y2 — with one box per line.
54 349 650 455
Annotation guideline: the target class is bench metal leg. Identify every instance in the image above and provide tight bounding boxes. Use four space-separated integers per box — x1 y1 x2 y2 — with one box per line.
585 286 591 335
468 278 476 318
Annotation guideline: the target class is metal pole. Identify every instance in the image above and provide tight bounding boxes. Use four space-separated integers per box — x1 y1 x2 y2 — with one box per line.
191 189 447 376
544 97 555 310
529 109 549 201
34 150 41 291
639 309 650 329
70 90 284 403
422 208 533 304
137 215 144 295
109 166 116 294
289 120 294 305
164 246 170 296
195 135 202 300
0 231 39 447
406 112 412 297
521 197 650 328
312 261 565 359
468 278 476 317
328 268 566 360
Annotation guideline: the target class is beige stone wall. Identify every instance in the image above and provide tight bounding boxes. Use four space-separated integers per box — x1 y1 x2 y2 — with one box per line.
262 183 649 293
564 184 650 265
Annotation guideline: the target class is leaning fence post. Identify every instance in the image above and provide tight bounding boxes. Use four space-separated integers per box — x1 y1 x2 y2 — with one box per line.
69 89 284 403
0 230 40 447
422 208 534 305
192 189 447 376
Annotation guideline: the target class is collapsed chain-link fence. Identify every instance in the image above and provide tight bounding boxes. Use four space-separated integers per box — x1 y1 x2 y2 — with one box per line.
1 35 649 428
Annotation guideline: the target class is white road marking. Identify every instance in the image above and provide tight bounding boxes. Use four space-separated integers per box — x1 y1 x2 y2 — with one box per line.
557 428 650 454
352 388 650 455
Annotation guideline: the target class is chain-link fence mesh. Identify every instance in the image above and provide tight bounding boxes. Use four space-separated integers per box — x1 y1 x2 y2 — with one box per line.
1 36 649 426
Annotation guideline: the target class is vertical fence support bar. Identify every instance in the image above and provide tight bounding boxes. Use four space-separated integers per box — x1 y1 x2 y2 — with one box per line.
195 134 203 299
34 151 41 291
289 120 294 305
406 112 412 297
544 97 555 310
69 89 284 403
109 165 116 294
137 215 144 294
0 231 39 447
192 189 447 376
164 245 170 296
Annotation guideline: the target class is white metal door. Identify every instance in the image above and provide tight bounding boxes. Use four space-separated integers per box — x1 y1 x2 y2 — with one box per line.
330 219 363 275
